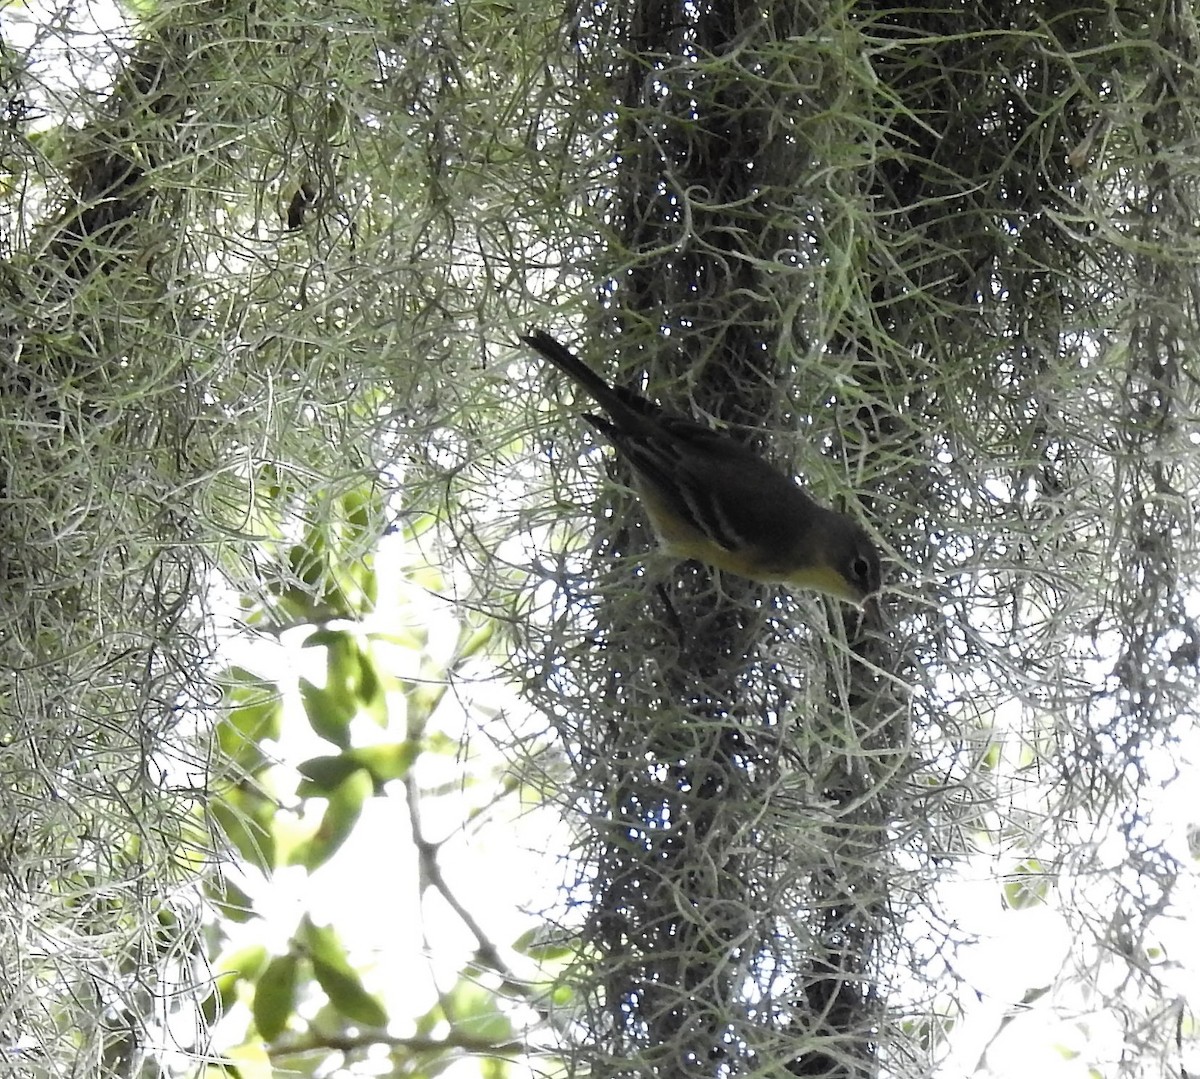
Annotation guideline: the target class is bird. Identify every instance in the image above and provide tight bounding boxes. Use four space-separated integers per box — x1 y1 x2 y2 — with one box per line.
521 330 881 605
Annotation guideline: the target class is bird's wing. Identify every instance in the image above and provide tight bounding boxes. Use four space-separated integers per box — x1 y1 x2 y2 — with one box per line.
619 423 799 556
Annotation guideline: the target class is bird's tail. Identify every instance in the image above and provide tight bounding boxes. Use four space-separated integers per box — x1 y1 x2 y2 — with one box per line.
521 330 654 425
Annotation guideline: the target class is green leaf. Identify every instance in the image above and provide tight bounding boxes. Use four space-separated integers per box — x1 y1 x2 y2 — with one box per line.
399 672 447 729
299 678 356 749
403 513 439 541
297 915 342 966
211 788 277 871
351 560 379 611
303 628 351 650
343 486 375 531
409 563 446 594
274 585 323 623
312 955 386 1025
218 669 282 772
298 630 391 742
200 943 270 1026
456 619 495 662
299 917 388 1027
206 874 256 924
1003 858 1049 909
326 633 363 700
356 644 388 726
369 626 429 652
351 742 417 784
512 926 574 962
482 1055 512 1079
117 0 159 18
425 731 463 756
310 632 388 722
297 753 368 794
979 738 1002 771
444 977 512 1044
252 952 300 1040
289 527 327 590
292 768 373 872
216 1041 270 1079
297 743 417 797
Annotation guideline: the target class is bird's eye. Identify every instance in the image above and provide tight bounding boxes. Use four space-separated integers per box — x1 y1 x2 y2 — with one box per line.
851 556 871 581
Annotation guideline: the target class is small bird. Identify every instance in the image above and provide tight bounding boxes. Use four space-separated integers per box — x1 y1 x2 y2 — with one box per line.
522 330 881 605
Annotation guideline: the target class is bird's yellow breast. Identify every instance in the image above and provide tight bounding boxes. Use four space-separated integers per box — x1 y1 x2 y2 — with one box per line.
631 467 861 601
639 487 797 582
781 563 861 602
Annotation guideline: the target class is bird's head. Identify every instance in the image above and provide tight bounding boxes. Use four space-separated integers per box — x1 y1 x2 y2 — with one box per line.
784 513 881 606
